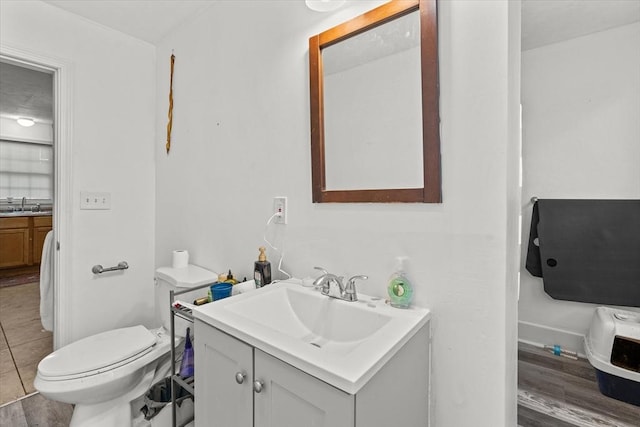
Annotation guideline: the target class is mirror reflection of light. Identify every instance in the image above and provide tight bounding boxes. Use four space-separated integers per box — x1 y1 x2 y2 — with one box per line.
306 0 345 12
17 117 35 127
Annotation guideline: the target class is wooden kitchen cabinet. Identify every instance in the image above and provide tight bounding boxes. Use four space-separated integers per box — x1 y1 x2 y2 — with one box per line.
0 217 30 268
0 215 52 269
33 216 53 264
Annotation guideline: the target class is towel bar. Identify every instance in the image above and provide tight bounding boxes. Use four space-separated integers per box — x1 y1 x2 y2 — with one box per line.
92 261 129 274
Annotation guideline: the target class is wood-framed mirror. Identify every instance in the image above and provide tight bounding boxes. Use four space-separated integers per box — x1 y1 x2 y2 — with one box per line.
309 0 440 203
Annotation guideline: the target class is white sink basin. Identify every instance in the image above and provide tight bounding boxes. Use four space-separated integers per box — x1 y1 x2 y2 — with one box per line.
225 285 393 355
193 280 430 394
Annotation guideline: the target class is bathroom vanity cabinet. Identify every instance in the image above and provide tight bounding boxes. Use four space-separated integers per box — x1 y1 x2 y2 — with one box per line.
193 318 430 427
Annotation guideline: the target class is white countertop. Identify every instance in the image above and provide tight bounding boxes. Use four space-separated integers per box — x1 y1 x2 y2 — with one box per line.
192 280 430 394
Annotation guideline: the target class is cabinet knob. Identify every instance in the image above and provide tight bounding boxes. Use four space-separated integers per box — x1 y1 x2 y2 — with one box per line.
253 380 264 393
235 372 246 384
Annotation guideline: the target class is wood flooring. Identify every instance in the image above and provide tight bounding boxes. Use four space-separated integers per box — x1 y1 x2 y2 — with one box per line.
518 341 640 427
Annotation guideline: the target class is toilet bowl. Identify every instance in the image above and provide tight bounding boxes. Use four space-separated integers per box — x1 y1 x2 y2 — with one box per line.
34 264 217 426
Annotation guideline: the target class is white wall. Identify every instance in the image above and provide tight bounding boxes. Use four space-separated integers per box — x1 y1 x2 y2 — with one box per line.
155 1 520 425
1 1 157 345
519 22 640 353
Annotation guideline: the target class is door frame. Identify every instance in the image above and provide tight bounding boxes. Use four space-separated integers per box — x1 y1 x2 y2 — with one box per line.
1 44 73 349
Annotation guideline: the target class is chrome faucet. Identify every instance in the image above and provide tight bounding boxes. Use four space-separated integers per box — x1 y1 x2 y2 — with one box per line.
21 197 26 211
313 267 344 297
313 267 368 302
344 275 368 302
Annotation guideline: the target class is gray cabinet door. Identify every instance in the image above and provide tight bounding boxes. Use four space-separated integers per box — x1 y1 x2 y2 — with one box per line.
253 349 354 427
194 320 253 427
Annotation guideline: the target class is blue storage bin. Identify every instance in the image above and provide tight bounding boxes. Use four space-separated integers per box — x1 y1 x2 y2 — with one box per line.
584 307 640 407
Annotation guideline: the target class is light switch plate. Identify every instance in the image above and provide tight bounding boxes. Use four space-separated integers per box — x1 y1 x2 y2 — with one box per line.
80 192 111 210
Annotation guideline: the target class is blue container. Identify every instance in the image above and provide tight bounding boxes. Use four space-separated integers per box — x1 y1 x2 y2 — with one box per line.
595 369 640 407
211 283 233 301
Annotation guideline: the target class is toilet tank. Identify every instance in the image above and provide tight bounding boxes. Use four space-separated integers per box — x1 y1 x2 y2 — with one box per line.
155 264 218 336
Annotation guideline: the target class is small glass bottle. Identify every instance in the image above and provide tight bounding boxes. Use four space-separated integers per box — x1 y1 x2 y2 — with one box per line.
179 327 194 378
387 256 414 309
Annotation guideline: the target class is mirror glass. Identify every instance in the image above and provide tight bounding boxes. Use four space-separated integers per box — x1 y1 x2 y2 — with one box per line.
323 11 422 190
309 0 440 203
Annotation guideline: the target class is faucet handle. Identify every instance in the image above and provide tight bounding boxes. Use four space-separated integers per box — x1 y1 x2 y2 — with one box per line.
344 275 368 301
312 267 330 292
313 266 329 275
347 275 368 285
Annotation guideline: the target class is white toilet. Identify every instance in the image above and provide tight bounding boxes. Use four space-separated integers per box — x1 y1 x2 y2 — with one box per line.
34 264 217 427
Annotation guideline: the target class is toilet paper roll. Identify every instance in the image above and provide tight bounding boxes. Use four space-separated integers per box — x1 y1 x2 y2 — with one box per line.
232 280 257 296
172 250 189 269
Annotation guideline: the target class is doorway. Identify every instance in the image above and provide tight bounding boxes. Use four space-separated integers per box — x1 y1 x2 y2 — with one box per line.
0 60 54 405
1 36 75 371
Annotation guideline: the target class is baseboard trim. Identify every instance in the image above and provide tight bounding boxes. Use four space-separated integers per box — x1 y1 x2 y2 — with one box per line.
518 320 586 357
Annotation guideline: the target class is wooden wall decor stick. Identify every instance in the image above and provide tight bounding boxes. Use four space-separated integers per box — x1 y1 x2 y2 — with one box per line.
166 53 175 154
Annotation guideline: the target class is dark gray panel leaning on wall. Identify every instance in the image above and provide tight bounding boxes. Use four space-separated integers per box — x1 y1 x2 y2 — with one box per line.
526 199 640 307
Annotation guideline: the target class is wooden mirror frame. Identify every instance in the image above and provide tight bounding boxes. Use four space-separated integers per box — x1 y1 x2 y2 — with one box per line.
309 0 440 203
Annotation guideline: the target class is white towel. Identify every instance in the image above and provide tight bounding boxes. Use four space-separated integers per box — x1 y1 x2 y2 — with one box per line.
39 230 54 331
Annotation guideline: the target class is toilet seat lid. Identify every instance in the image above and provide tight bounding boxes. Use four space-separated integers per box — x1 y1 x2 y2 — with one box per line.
39 325 157 378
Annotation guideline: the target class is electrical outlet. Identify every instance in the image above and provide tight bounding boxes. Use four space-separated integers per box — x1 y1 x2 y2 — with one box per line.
274 196 287 224
80 192 111 210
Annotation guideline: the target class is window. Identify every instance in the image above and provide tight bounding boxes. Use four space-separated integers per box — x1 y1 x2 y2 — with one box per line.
0 140 53 200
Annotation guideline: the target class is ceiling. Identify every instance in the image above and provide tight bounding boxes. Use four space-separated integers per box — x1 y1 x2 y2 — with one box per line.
37 0 640 49
0 62 54 124
2 0 639 125
42 0 215 45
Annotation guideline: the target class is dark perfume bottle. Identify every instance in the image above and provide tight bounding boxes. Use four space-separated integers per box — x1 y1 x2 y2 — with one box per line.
254 246 272 288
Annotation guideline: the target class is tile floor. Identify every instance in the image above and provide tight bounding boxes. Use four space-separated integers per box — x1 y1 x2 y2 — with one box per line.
0 282 52 406
0 392 73 427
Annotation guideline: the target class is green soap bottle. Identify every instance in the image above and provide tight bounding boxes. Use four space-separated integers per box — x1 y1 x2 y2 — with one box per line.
387 256 413 309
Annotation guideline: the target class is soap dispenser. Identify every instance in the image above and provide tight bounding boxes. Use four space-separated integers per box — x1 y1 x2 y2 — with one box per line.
254 246 272 288
387 256 414 309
